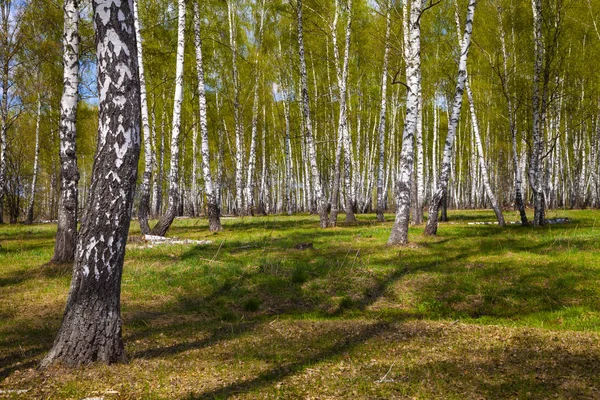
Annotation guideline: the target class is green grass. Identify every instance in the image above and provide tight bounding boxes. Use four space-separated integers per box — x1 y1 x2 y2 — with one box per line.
1 209 600 398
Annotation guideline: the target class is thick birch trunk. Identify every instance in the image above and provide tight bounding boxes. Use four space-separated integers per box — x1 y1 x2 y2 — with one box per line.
297 0 328 227
41 0 140 367
52 0 80 263
193 1 221 231
151 0 185 236
26 95 42 225
134 0 153 235
388 0 424 245
424 0 476 236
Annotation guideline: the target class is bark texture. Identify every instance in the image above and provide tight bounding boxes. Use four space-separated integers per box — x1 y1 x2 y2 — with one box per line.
53 0 80 263
388 0 423 245
529 0 546 226
151 0 185 236
41 0 141 367
297 0 329 228
193 0 221 231
134 0 153 235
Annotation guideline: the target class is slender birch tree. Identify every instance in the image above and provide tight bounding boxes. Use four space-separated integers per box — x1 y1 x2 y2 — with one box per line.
376 3 391 222
41 0 141 367
26 94 41 224
245 0 266 216
134 0 153 235
193 0 221 231
228 0 244 215
496 3 527 225
453 0 504 226
529 0 546 226
52 0 80 263
388 0 424 245
150 0 185 236
424 0 476 236
297 0 329 228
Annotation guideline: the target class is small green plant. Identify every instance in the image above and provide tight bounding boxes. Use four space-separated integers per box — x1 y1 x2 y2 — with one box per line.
338 295 354 310
243 297 261 312
291 264 308 284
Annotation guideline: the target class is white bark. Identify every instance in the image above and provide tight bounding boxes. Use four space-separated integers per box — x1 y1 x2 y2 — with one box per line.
424 0 476 236
151 0 185 236
53 0 80 262
26 94 42 224
42 0 140 367
466 79 505 225
388 0 424 245
376 6 391 222
228 0 244 214
193 0 221 231
134 0 153 235
245 1 265 216
530 0 546 226
297 0 328 227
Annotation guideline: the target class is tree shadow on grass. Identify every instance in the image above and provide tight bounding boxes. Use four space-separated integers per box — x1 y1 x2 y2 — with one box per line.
183 321 394 399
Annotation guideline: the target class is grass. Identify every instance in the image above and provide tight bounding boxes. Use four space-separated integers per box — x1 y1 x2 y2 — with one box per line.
1 209 600 398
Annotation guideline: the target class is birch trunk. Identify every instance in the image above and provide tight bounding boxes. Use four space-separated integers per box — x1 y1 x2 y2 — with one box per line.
151 0 185 236
466 79 505 225
151 92 166 217
297 0 328 228
0 0 10 224
26 95 42 225
424 0 476 236
52 0 80 263
388 0 424 244
193 0 221 231
41 0 140 367
530 0 545 226
228 0 244 215
452 1 503 225
245 1 265 216
259 104 268 215
496 6 527 224
134 0 153 235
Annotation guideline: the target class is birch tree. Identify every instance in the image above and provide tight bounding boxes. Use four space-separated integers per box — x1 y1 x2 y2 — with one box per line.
297 0 329 228
133 0 153 235
228 0 244 215
496 3 527 225
245 0 266 216
454 0 504 226
424 0 476 236
388 0 424 245
150 0 185 236
193 0 221 231
41 0 141 367
376 5 391 222
52 0 80 263
26 95 41 224
529 0 545 226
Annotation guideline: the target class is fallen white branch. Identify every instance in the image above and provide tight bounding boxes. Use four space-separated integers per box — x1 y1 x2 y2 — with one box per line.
137 235 213 248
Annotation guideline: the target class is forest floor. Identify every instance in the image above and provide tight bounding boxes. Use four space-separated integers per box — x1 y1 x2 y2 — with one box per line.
1 209 600 399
